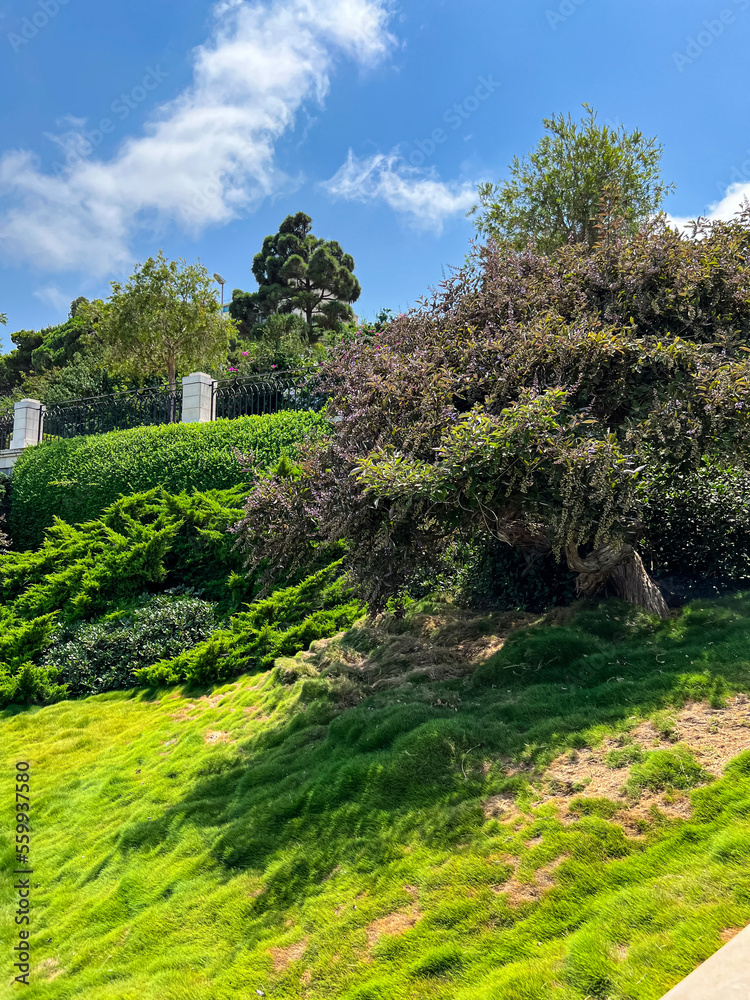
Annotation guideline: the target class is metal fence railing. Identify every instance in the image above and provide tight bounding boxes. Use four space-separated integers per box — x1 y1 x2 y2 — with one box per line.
212 368 326 420
41 385 183 442
0 369 327 451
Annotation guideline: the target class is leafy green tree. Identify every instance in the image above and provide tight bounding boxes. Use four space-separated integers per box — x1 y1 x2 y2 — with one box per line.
69 296 88 319
93 251 231 393
230 212 361 335
470 105 673 252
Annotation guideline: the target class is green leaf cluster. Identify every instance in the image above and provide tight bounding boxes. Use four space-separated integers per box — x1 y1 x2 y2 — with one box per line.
41 594 219 697
470 105 673 251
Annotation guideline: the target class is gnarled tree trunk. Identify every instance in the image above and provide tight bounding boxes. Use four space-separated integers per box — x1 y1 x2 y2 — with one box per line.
565 542 670 619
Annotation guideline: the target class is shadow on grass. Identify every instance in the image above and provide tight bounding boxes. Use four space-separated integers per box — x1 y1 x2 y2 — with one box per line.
110 593 750 920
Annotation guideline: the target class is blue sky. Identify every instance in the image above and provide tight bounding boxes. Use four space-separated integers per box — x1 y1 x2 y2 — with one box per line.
1 0 750 350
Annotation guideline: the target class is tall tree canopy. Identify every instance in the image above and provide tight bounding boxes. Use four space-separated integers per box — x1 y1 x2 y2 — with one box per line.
232 211 750 619
92 252 230 392
230 212 361 335
470 105 673 252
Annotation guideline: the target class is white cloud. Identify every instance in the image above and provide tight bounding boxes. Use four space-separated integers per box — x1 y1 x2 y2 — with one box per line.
668 181 750 232
0 0 394 276
33 285 70 314
323 149 478 232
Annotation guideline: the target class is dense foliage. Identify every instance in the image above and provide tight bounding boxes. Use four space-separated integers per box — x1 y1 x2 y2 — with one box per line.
135 560 363 686
0 484 351 707
230 212 361 336
470 105 672 251
221 314 327 377
10 411 328 548
86 251 231 391
1 487 249 622
640 461 750 585
42 594 219 697
233 211 750 617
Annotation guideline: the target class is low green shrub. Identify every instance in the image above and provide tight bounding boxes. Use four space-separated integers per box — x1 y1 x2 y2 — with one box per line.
0 609 62 708
42 594 219 697
136 560 364 687
10 411 329 548
0 482 353 707
0 486 255 622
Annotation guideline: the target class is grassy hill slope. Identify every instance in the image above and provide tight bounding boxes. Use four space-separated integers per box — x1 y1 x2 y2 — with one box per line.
2 595 750 999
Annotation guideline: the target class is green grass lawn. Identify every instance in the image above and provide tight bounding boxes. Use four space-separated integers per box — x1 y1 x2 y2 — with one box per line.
2 593 750 999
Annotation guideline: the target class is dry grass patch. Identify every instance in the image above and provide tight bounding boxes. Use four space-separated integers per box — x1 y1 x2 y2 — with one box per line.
632 698 750 773
268 938 308 971
541 699 749 806
203 730 232 744
35 957 64 980
303 605 540 691
496 857 567 907
365 910 421 948
720 927 743 943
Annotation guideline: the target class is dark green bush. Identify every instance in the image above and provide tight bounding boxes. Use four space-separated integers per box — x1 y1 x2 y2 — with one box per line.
42 594 219 696
639 462 750 584
452 536 578 612
10 411 329 548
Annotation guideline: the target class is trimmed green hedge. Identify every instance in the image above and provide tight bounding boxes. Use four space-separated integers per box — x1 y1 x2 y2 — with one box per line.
10 412 329 549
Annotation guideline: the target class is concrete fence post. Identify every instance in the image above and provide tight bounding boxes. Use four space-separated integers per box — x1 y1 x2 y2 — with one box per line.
10 398 43 450
181 373 215 424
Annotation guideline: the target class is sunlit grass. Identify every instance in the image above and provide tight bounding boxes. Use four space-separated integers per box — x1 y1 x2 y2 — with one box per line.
2 594 750 998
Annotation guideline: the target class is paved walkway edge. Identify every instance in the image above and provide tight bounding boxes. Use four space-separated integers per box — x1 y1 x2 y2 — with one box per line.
660 925 750 999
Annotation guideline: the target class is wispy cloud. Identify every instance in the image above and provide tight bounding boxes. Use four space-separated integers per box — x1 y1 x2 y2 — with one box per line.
323 149 478 232
668 181 750 231
33 285 70 314
0 0 395 276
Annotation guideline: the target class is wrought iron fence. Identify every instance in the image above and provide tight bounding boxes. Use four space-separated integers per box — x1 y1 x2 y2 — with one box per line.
41 385 183 441
212 368 326 420
0 410 13 451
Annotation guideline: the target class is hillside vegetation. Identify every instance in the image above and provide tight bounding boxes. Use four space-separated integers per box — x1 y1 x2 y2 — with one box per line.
10 411 329 549
1 593 750 999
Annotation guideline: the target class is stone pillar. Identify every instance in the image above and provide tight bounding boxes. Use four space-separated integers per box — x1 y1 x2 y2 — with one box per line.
181 373 215 423
10 399 43 449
